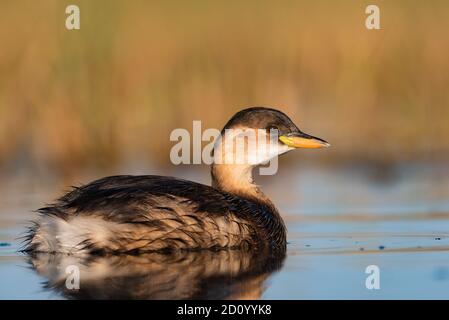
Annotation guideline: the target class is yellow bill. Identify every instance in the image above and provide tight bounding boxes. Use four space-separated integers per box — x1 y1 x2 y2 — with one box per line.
279 133 330 149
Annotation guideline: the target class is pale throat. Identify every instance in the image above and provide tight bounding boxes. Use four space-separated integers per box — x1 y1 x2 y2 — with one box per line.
210 127 288 202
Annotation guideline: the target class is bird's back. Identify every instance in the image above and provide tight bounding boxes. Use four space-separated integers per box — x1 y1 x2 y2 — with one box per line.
25 175 262 254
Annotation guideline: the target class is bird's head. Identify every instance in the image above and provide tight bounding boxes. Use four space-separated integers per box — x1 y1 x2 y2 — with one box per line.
213 106 329 166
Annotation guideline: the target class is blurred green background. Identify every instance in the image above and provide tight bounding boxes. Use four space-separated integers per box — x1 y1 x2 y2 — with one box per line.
0 0 448 178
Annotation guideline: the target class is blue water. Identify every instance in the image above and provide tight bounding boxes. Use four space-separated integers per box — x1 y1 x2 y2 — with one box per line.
1 163 449 299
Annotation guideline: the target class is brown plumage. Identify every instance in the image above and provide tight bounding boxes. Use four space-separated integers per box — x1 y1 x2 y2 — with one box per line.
24 107 329 254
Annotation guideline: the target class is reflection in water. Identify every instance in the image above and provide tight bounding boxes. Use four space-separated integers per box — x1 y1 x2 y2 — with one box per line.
2 163 449 299
27 248 285 299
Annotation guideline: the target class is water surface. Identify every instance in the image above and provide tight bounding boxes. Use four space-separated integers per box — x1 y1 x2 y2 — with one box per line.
1 163 449 299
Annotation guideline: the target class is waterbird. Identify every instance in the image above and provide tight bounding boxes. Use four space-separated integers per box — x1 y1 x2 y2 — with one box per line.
24 107 329 254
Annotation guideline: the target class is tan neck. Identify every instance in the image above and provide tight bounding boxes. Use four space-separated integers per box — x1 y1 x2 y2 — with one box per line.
211 164 271 204
211 163 286 250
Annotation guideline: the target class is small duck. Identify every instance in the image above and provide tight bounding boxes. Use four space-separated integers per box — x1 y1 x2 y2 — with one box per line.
24 107 329 254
